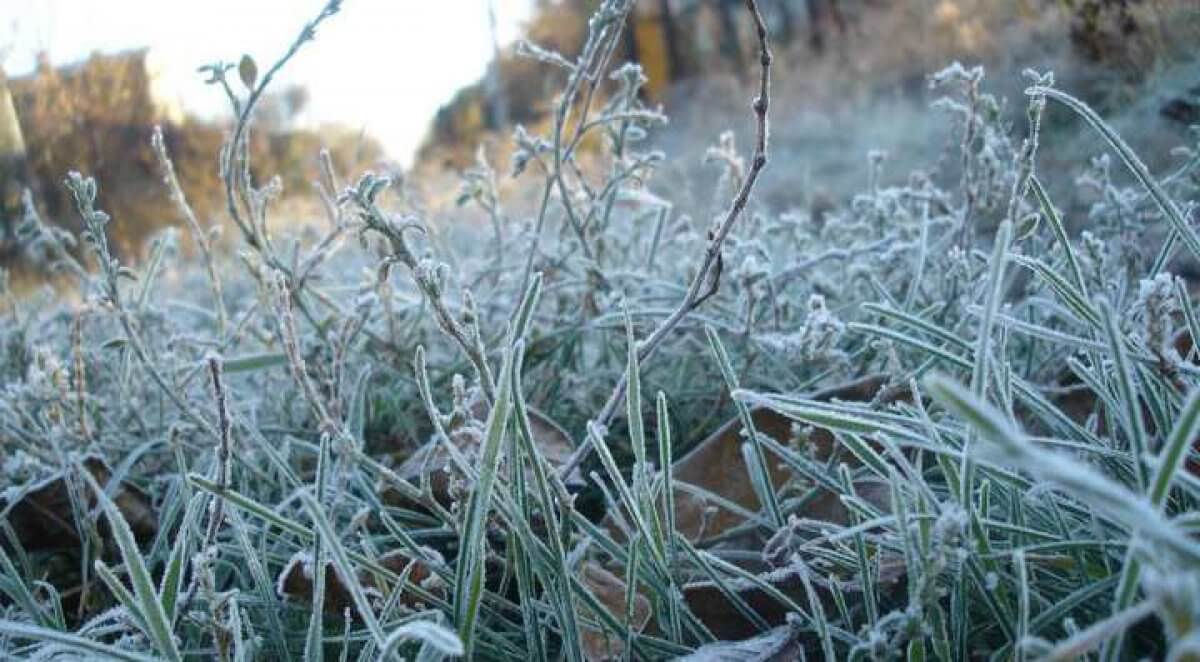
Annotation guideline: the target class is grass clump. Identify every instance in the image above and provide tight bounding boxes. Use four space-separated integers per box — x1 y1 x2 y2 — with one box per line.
2 0 1199 660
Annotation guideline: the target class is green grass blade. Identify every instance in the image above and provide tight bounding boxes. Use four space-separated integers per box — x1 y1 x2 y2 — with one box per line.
158 493 200 626
81 467 182 662
706 325 783 527
962 220 1013 507
93 560 151 636
454 340 518 657
1029 176 1087 297
0 620 160 662
1150 387 1200 506
1099 299 1150 492
221 352 288 373
298 490 387 650
1032 85 1200 262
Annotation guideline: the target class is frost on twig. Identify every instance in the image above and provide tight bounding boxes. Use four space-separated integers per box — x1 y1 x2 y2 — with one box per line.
560 0 775 479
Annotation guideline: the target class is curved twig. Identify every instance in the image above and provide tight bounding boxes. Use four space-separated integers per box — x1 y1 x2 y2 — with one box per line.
559 0 774 479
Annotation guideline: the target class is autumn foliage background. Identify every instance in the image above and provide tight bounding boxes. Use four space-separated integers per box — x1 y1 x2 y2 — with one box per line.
3 0 1197 278
1 1 1200 660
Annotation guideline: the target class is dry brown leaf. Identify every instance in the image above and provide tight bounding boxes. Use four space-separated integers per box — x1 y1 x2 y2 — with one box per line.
391 398 582 508
605 374 905 545
668 407 797 542
682 555 907 641
589 376 906 646
0 455 156 553
578 561 651 661
276 549 438 616
678 621 808 661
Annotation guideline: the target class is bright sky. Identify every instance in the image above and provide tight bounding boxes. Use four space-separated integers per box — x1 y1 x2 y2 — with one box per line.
1 0 533 165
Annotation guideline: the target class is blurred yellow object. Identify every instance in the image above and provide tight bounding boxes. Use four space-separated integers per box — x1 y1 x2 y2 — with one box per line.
634 10 671 101
0 68 27 158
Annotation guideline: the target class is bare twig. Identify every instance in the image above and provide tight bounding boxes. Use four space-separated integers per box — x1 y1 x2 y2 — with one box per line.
71 311 91 442
218 1 342 255
271 273 340 432
178 354 235 616
198 1 343 348
63 173 219 440
203 355 234 545
547 0 632 259
152 126 228 337
343 181 498 403
559 0 773 479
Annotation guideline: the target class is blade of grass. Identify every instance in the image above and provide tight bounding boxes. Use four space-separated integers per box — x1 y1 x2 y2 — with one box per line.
1029 176 1087 297
706 325 783 527
454 339 518 657
963 220 1013 509
159 493 200 626
298 489 387 650
81 467 181 662
1031 85 1200 262
1099 299 1150 492
0 620 160 662
93 560 151 636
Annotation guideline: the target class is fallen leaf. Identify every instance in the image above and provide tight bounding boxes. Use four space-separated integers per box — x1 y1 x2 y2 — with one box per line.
276 548 439 616
1 456 156 553
578 561 651 661
606 373 904 545
590 376 905 645
682 555 907 641
391 395 582 509
668 407 797 542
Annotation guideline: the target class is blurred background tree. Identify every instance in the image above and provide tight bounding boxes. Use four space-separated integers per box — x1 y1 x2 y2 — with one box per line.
416 0 1197 195
1 0 1195 279
0 48 383 280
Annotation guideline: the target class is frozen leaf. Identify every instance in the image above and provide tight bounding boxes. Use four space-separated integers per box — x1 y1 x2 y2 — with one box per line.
608 374 903 545
392 396 582 508
666 407 797 543
578 561 651 662
276 549 438 616
1 456 156 553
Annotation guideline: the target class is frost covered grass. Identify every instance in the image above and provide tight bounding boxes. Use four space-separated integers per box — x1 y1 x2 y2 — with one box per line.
2 0 1200 660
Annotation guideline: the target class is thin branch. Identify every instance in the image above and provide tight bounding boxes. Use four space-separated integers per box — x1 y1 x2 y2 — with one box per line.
547 0 632 259
220 1 342 254
178 354 235 616
344 184 498 403
559 0 774 479
152 126 228 337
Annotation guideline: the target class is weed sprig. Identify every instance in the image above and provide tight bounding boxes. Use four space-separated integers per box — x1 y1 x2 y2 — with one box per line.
1 0 1198 660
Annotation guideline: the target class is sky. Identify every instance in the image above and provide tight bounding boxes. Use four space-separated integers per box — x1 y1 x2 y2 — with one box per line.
1 0 534 165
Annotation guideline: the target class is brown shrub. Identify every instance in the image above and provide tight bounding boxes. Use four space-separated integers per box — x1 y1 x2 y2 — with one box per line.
3 50 383 270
